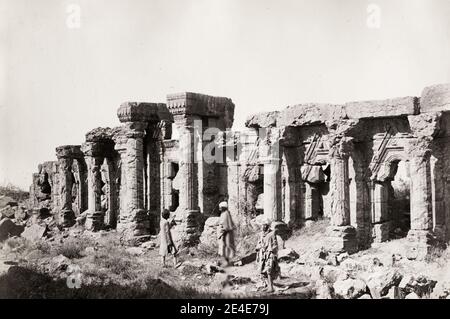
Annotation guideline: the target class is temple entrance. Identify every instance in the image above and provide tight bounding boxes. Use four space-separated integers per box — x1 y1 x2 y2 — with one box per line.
372 159 411 242
303 162 330 221
388 160 411 239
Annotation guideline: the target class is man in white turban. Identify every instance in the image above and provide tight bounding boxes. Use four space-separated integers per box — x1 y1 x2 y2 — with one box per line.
217 201 236 267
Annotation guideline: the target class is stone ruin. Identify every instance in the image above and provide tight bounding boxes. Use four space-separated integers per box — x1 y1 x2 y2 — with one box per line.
29 84 450 258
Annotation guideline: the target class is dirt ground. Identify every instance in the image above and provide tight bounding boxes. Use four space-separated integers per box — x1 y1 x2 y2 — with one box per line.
0 220 449 299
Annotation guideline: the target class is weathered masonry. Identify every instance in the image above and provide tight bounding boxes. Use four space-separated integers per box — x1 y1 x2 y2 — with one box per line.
30 84 450 257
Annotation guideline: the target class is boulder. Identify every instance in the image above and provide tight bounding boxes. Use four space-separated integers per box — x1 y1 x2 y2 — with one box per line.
320 266 349 283
140 241 156 250
385 286 403 299
405 292 420 299
366 269 403 296
333 278 367 299
205 263 225 274
0 218 25 241
314 279 332 299
21 224 47 241
0 205 16 219
278 248 299 263
51 255 70 271
14 207 27 221
199 217 220 246
399 274 437 297
234 252 257 266
0 196 15 208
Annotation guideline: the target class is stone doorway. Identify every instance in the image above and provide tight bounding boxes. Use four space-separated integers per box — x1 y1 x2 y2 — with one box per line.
372 159 411 242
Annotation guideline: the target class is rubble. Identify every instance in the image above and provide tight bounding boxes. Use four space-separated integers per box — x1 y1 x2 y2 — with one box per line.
21 224 47 242
0 219 25 241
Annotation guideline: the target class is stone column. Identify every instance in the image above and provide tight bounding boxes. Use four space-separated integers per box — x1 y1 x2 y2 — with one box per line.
114 122 150 242
304 182 320 221
326 137 357 253
172 122 200 245
57 157 76 227
56 145 82 227
85 154 104 230
263 157 282 221
371 181 390 242
407 142 434 259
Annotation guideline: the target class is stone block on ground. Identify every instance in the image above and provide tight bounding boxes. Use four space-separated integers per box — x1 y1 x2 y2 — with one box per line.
0 219 25 241
366 269 403 296
333 278 367 299
21 224 47 242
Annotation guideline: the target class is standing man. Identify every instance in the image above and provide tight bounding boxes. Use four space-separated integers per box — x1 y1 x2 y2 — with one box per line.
217 201 236 267
256 219 280 293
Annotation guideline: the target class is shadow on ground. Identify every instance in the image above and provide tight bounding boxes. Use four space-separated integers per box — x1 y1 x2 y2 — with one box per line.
0 266 220 299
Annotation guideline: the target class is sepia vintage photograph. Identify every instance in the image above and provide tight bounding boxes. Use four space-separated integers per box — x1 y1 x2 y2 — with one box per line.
0 0 450 308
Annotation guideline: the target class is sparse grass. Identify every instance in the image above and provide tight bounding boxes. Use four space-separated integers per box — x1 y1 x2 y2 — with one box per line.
0 184 29 204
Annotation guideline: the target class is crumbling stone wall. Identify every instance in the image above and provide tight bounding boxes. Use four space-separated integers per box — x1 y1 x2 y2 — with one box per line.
28 84 450 256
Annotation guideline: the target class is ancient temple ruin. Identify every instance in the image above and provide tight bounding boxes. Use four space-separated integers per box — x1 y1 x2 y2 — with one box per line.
29 84 450 258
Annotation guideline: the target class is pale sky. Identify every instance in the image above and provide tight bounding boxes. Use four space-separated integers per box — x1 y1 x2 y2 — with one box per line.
1 0 450 189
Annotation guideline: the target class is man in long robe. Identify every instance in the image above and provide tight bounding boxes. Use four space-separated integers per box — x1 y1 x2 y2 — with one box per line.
217 201 236 267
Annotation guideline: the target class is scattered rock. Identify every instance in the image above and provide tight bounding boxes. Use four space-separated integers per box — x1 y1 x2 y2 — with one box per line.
229 275 253 286
314 279 332 299
336 252 349 264
405 292 420 299
140 241 156 250
211 272 231 288
205 263 225 274
385 286 403 299
199 217 220 246
82 246 97 256
333 278 367 299
21 224 47 242
320 266 349 282
366 269 403 296
0 205 16 219
233 252 256 266
340 258 365 272
0 218 25 241
278 248 299 263
0 196 15 208
51 254 70 271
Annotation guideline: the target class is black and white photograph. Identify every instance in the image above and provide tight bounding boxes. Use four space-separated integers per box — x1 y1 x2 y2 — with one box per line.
0 0 450 309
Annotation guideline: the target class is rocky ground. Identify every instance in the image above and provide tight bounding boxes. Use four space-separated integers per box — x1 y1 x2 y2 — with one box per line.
1 190 450 299
0 217 449 299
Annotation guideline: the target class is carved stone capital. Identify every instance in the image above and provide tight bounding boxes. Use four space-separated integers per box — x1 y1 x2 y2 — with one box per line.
328 136 354 160
56 145 83 159
117 102 171 123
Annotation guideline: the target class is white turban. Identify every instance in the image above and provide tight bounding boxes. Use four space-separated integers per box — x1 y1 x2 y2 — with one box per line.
219 201 228 209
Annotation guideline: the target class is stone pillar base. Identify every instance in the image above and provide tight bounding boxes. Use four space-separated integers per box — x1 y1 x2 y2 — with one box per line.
85 211 105 231
117 209 151 245
371 221 392 243
406 230 435 260
172 209 201 247
325 225 358 254
59 209 76 228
